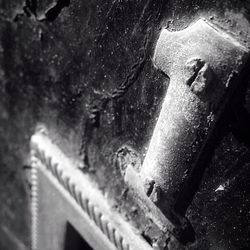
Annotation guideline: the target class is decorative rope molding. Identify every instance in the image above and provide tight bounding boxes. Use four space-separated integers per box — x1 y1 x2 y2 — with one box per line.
30 152 39 250
30 132 152 250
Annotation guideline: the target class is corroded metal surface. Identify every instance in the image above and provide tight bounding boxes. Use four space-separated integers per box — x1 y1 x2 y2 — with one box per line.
130 18 249 241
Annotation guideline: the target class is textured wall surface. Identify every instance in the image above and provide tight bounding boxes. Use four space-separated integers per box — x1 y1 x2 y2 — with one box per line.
1 0 250 249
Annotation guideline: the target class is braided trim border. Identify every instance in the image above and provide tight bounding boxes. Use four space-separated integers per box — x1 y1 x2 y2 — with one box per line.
30 152 39 250
30 133 137 250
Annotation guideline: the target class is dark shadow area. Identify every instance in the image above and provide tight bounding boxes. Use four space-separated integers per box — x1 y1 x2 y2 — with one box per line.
64 223 93 250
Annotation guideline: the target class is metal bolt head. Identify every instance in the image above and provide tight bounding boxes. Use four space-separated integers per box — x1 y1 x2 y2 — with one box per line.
185 57 214 98
143 177 155 196
190 63 213 96
185 58 205 78
150 184 161 204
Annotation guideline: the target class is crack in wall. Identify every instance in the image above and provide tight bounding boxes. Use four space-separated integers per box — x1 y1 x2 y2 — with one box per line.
79 27 152 170
13 0 70 22
78 0 167 174
43 0 70 22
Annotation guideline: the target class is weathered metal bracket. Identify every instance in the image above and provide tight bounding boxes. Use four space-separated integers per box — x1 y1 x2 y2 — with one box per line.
30 131 153 250
125 18 249 244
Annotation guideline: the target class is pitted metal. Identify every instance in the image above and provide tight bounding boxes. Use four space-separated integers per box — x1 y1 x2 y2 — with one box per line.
124 18 249 244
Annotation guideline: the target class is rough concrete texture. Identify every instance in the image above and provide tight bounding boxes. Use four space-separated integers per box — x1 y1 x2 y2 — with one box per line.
0 0 250 249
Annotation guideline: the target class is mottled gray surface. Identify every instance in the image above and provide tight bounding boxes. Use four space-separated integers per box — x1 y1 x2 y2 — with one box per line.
0 0 250 249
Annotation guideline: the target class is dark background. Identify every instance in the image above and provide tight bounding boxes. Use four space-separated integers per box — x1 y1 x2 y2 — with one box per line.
1 0 250 249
